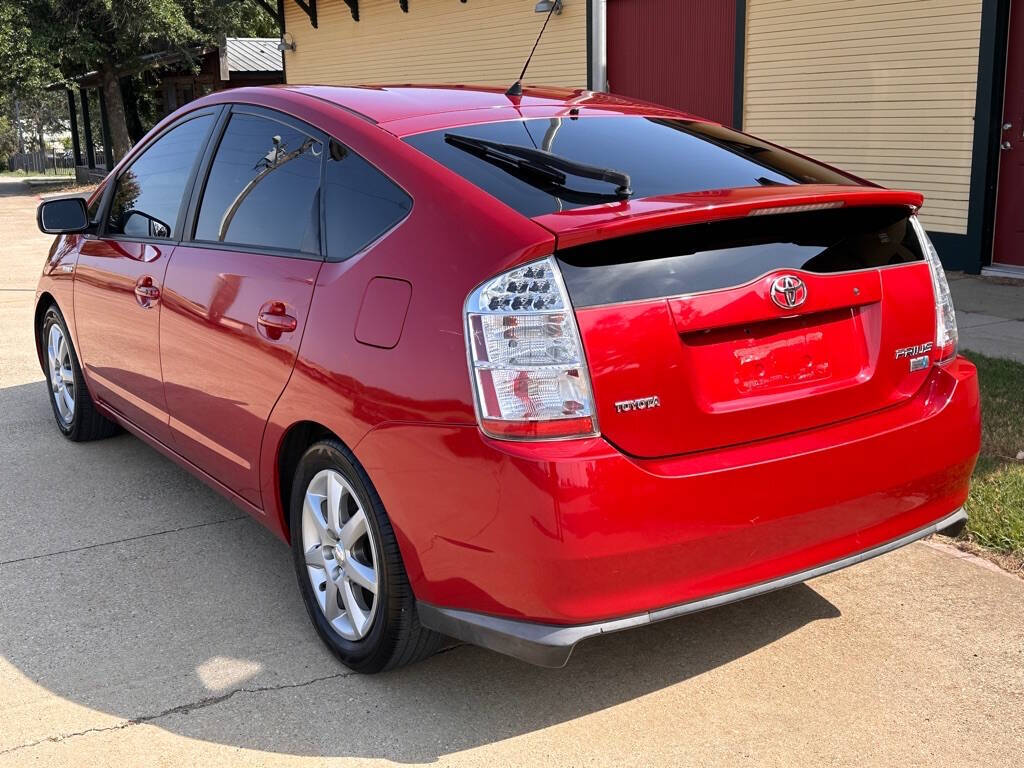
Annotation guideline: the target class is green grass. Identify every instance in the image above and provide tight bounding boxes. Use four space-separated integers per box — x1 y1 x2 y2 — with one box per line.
962 352 1024 560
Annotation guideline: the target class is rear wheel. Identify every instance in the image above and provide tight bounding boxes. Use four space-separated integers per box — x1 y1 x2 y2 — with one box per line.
40 305 118 442
289 439 444 672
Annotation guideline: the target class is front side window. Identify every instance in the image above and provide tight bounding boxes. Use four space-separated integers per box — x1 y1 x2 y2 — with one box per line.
194 112 322 253
324 139 411 261
106 114 214 238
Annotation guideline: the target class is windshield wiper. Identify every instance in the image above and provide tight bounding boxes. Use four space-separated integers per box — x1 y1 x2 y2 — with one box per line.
444 133 633 200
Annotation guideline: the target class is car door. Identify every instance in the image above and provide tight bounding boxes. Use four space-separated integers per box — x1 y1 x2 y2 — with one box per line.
73 109 219 443
159 106 324 506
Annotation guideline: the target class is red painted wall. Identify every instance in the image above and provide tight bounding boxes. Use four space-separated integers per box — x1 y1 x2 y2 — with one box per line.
607 0 738 127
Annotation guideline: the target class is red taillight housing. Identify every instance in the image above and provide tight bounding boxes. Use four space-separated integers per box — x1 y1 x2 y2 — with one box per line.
912 216 959 364
465 257 599 440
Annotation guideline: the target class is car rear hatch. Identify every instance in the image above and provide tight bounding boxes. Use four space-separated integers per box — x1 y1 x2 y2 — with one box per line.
540 187 937 458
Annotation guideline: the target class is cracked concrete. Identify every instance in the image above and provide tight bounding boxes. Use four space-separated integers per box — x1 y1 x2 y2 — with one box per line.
0 670 357 757
2 177 1024 767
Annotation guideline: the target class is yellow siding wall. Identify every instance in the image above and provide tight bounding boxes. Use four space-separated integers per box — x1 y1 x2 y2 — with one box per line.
744 0 983 234
283 0 587 88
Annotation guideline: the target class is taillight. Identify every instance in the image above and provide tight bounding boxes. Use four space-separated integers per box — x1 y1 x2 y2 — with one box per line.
911 216 958 364
465 257 598 440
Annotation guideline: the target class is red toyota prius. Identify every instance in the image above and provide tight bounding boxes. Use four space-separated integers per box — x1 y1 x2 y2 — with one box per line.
34 85 980 671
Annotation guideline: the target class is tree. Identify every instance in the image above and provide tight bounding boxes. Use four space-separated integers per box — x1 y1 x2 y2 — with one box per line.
8 0 277 161
0 115 18 165
0 3 64 153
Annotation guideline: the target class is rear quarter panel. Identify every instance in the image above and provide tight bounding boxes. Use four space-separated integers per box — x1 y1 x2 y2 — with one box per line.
253 95 555 541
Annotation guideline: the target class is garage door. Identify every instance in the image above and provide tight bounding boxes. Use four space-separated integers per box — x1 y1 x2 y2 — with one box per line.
606 0 738 126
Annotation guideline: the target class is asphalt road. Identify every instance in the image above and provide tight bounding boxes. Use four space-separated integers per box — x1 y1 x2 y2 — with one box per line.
1 177 1022 767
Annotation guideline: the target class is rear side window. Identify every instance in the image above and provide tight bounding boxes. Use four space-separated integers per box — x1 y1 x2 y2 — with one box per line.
404 116 858 218
106 114 214 238
323 139 411 261
195 112 322 254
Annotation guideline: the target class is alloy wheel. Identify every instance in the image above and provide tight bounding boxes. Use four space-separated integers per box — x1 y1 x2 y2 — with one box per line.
301 468 380 641
47 323 75 424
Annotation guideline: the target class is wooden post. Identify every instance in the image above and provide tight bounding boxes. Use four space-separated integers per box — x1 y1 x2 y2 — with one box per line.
97 88 115 169
66 89 83 167
80 87 96 169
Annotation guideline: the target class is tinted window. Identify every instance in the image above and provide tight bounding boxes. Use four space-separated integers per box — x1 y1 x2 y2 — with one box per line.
195 113 322 253
106 114 213 238
557 207 924 308
404 116 859 218
87 182 106 224
324 139 411 260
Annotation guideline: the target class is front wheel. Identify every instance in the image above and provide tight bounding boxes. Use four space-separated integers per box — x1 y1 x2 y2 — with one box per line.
40 305 118 442
289 439 445 672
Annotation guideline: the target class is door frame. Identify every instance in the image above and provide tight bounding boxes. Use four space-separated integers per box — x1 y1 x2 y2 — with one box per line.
976 0 1018 275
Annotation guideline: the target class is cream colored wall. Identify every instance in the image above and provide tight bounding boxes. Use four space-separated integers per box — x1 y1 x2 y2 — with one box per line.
283 0 588 88
744 0 983 234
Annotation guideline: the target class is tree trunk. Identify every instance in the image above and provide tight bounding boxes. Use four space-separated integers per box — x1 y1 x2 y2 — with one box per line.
100 64 132 161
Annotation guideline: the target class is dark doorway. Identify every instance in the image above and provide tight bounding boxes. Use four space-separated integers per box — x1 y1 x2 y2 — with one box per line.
993 0 1024 270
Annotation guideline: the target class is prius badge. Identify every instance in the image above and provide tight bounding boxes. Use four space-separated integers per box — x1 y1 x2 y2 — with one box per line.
770 275 808 310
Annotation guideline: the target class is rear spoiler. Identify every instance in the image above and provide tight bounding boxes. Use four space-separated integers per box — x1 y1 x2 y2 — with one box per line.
532 184 925 250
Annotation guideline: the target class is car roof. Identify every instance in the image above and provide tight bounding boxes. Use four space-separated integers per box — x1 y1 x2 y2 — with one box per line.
273 84 706 135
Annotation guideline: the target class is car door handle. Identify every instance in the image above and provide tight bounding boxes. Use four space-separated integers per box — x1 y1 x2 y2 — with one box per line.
134 276 160 307
257 301 298 339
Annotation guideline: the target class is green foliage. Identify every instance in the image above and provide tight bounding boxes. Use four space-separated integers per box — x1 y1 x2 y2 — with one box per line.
0 1 278 158
0 114 18 162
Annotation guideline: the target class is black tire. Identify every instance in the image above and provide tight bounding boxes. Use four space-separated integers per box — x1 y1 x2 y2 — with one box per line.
39 304 119 442
289 439 445 672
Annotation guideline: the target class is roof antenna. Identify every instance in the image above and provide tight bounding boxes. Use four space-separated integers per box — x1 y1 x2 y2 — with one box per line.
506 0 562 98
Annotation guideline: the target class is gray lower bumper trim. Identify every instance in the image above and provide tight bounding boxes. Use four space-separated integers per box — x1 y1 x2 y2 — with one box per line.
417 508 967 668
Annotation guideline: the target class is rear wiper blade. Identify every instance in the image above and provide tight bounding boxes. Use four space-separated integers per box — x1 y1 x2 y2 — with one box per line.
444 133 633 199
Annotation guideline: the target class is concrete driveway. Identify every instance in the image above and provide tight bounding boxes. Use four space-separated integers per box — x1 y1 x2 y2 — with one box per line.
1 177 1022 767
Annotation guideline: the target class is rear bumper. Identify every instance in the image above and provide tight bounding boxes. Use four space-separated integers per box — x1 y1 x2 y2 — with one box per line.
417 507 966 667
357 357 980 652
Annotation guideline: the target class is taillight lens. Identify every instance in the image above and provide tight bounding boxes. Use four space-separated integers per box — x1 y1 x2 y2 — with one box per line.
911 216 958 364
465 257 598 440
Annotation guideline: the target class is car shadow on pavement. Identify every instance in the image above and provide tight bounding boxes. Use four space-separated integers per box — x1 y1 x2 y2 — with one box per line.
0 380 841 762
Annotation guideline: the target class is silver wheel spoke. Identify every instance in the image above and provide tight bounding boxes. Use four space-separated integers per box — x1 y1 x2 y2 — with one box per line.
60 366 74 384
339 508 367 550
323 578 342 622
344 558 377 594
326 472 344 535
61 387 74 414
340 579 370 636
304 491 329 540
304 544 325 569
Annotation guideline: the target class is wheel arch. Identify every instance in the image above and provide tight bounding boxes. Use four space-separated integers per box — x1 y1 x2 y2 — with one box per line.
33 292 58 375
275 420 345 542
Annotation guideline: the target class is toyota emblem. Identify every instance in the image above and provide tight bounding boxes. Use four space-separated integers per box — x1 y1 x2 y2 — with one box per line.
770 275 808 310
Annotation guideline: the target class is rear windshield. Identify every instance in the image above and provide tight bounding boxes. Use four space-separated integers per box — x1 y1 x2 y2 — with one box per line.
404 116 859 218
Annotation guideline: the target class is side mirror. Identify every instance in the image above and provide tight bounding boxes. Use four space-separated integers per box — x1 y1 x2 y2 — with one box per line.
37 197 89 235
